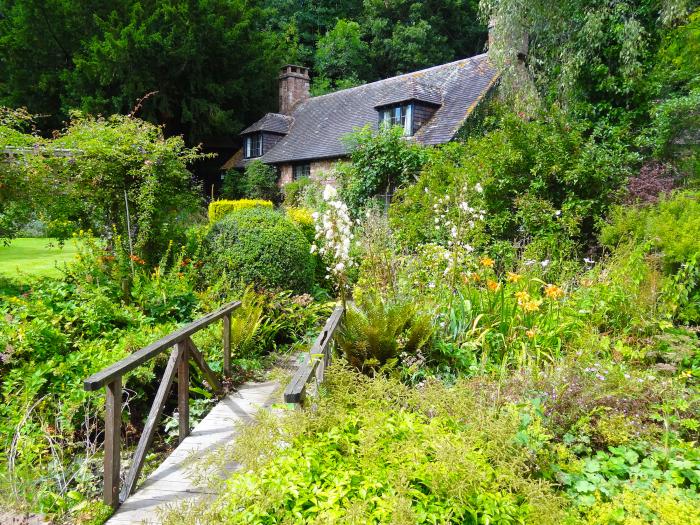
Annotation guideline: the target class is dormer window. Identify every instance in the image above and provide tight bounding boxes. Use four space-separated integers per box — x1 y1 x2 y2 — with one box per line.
244 133 264 158
378 103 414 136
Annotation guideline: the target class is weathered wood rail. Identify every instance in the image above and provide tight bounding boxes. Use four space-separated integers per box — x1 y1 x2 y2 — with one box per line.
83 300 240 509
284 304 345 404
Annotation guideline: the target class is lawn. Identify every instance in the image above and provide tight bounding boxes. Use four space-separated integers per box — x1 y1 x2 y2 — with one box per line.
0 238 81 278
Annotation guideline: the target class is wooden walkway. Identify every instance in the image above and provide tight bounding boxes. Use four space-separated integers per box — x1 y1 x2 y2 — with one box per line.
106 378 284 524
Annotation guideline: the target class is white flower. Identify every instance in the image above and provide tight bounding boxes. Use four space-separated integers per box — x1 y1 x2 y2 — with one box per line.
310 244 317 254
475 183 483 193
322 184 337 201
334 262 345 272
554 210 561 217
541 259 550 268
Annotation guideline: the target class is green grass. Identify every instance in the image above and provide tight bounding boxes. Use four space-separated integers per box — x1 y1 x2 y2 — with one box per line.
0 238 81 278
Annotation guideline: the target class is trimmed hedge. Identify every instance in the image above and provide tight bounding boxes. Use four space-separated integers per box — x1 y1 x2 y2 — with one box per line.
285 207 315 244
208 199 272 223
204 207 314 292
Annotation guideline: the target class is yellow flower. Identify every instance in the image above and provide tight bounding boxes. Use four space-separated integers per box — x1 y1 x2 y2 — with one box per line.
544 284 565 300
506 272 522 283
515 290 530 306
523 299 542 312
480 256 495 268
487 279 501 292
526 328 537 339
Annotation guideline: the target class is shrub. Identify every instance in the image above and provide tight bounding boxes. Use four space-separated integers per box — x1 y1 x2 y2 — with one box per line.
207 198 272 223
282 176 313 206
241 160 280 202
601 190 700 272
284 207 315 243
339 125 428 216
203 207 314 293
220 169 245 199
389 109 635 252
624 161 678 205
1 112 205 261
161 365 569 525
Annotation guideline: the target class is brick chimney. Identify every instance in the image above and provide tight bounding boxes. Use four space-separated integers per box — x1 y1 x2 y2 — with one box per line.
279 65 310 115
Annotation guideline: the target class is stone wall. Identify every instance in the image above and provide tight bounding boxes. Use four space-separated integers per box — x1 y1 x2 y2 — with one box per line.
310 159 340 184
278 164 293 186
276 158 344 188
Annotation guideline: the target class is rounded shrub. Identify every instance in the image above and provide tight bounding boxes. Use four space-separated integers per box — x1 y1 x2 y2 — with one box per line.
204 207 314 292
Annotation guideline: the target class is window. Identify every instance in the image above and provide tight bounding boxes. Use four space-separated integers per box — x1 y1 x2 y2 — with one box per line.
293 163 310 180
244 133 264 158
378 103 413 136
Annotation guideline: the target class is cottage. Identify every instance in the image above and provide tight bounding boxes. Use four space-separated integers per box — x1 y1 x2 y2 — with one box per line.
222 54 498 184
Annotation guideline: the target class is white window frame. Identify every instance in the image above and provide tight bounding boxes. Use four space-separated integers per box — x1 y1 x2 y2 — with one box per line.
244 133 264 158
378 103 414 136
244 136 252 158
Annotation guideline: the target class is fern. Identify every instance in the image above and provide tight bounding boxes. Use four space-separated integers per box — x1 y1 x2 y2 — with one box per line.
230 286 264 356
336 293 433 372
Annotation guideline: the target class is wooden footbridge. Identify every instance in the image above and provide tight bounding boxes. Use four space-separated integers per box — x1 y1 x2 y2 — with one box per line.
83 301 344 524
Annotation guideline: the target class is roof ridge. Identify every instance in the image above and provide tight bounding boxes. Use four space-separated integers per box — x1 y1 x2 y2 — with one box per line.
262 112 292 119
301 53 488 106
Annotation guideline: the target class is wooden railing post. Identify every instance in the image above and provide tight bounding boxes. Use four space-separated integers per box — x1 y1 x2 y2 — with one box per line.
223 313 231 377
104 377 122 508
177 341 190 444
177 340 190 443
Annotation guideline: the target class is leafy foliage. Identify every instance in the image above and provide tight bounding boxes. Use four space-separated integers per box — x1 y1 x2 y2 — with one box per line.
241 160 280 202
624 161 679 204
0 112 205 261
162 366 570 525
336 293 433 372
0 233 328 521
390 108 636 255
207 198 273 223
339 125 429 216
203 207 314 293
0 0 285 143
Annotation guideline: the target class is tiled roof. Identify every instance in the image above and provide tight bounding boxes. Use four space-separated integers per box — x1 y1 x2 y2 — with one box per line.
235 54 497 166
374 78 444 108
240 113 292 135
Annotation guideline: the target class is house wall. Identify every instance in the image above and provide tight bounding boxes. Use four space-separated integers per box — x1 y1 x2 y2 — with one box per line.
310 159 339 183
278 164 293 185
276 158 343 188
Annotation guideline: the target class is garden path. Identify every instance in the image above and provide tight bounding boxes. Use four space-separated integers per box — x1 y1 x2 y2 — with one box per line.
106 370 292 524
